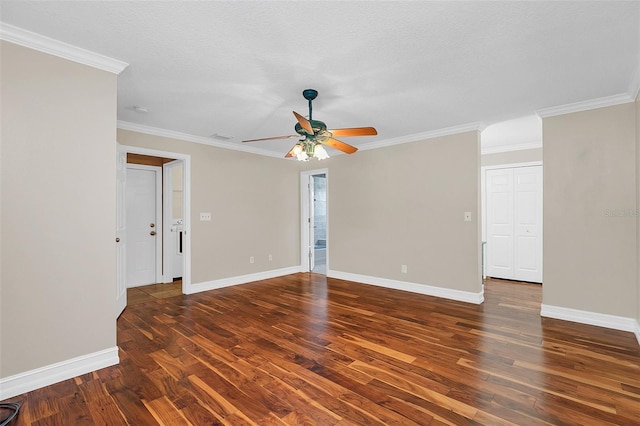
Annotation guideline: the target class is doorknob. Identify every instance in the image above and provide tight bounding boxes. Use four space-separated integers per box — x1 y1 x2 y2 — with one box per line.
116 237 120 243
150 223 155 228
150 231 156 236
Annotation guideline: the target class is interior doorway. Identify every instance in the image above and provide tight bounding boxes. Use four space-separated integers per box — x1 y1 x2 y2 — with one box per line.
311 174 327 274
300 169 328 274
116 144 191 318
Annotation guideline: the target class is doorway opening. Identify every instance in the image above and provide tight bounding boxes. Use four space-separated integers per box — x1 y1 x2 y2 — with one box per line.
480 114 543 288
300 169 328 274
116 145 191 318
312 174 327 274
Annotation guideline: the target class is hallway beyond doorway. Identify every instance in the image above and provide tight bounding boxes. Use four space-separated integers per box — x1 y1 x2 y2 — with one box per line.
312 248 326 274
127 281 182 305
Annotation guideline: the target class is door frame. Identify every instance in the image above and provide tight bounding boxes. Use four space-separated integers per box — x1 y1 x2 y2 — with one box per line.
300 168 329 272
126 163 163 286
119 145 192 294
481 161 542 280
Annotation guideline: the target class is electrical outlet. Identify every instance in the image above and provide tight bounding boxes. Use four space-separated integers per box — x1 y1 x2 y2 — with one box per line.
401 264 407 274
268 254 273 261
464 212 472 222
200 212 212 221
249 256 255 264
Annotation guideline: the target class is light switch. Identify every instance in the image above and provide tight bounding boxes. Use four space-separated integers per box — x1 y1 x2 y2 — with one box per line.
200 212 212 221
464 212 472 222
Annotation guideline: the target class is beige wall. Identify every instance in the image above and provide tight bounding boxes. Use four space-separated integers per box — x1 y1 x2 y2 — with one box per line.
117 130 300 283
543 103 637 318
481 148 542 167
325 132 482 294
1 42 117 376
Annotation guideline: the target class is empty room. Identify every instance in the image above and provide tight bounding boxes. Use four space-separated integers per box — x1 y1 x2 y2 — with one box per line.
1 1 640 425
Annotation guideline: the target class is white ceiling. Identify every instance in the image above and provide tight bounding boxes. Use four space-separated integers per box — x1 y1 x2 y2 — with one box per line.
1 1 639 157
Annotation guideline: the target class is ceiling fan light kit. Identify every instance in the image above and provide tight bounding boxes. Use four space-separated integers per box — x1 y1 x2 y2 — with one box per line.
243 89 377 160
291 140 330 161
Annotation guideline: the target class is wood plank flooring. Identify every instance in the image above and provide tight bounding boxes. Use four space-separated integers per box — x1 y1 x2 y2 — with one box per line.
2 274 639 425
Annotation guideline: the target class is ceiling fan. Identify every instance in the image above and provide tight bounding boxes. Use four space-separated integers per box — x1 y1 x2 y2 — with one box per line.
243 89 377 160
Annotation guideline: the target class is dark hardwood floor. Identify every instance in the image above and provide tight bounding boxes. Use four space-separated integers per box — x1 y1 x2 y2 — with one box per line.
2 274 639 425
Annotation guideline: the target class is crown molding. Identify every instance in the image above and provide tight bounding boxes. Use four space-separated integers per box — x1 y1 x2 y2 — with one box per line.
119 120 486 159
358 122 485 152
536 93 634 118
0 22 128 74
481 141 542 155
117 121 284 158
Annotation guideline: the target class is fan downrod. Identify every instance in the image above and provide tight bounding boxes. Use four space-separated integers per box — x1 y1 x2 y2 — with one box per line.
302 89 318 120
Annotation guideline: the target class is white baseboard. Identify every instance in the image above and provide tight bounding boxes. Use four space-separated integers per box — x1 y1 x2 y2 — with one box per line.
0 346 119 400
541 304 639 337
327 270 484 304
186 266 302 294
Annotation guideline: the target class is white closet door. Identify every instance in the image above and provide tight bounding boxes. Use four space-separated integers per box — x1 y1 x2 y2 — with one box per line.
485 165 542 283
513 166 543 282
486 169 515 279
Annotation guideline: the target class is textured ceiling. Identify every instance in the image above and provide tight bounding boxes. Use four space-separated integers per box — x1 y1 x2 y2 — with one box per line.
1 1 639 157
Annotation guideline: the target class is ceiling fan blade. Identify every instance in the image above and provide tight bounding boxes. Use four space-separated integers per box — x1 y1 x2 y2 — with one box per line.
284 144 298 158
242 135 298 143
321 137 358 155
329 127 377 137
293 111 314 134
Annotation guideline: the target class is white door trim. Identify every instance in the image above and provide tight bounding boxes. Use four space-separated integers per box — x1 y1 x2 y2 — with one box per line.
119 145 192 294
126 163 163 285
300 168 329 272
309 175 316 272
